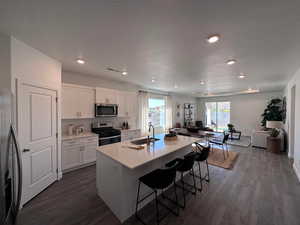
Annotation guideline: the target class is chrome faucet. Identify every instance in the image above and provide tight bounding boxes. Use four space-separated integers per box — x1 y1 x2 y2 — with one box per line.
148 122 155 141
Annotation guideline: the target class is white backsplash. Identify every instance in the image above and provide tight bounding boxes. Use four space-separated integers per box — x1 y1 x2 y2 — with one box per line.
62 117 137 136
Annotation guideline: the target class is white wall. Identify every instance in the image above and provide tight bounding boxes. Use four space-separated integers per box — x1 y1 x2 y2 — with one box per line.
0 33 11 90
11 38 62 91
284 68 300 181
10 37 62 178
62 71 139 92
197 91 283 136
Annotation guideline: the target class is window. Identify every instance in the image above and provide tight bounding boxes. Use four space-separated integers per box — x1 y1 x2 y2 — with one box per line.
148 97 166 132
205 101 230 132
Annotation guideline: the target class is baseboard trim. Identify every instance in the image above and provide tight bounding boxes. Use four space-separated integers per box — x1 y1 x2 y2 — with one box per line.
62 161 96 174
293 161 300 182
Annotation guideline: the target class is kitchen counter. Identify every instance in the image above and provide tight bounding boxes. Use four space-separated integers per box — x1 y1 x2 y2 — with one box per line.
97 133 200 169
96 133 202 222
62 132 98 141
117 128 140 132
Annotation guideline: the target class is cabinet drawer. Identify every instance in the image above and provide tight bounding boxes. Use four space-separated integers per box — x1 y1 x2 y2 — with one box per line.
83 136 98 143
62 139 81 147
85 142 98 148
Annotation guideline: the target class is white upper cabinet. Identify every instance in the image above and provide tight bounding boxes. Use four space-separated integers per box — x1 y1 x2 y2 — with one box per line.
62 84 95 119
63 85 137 119
116 91 126 117
126 91 138 118
116 91 138 118
62 85 78 119
79 88 95 118
96 87 117 104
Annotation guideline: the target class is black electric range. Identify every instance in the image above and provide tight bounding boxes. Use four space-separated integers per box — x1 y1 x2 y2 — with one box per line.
91 123 121 146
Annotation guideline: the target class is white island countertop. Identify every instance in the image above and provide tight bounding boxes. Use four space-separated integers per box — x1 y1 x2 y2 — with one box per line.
96 133 201 169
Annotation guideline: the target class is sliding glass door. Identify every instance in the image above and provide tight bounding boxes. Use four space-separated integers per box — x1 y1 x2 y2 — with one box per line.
205 101 230 132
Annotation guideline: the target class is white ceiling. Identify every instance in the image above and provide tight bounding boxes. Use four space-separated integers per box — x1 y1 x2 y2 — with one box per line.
1 0 300 96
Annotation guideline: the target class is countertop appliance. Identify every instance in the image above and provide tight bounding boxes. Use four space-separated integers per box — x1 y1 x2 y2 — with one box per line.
75 125 85 136
91 122 121 146
95 104 118 117
0 90 22 225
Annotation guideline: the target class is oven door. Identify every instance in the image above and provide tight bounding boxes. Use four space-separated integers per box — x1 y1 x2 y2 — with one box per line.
95 104 118 117
99 135 121 146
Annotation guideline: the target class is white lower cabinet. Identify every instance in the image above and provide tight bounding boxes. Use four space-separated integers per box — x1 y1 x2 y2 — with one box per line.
121 129 141 141
62 136 98 172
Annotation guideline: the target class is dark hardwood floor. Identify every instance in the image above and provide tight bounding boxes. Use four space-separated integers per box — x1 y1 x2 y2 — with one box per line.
18 146 300 225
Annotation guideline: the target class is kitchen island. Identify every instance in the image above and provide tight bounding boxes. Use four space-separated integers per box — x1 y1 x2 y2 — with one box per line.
96 133 201 223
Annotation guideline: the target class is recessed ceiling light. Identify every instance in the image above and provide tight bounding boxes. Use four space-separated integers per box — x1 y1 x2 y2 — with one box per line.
76 58 85 65
151 78 156 83
200 81 205 85
238 73 246 79
207 35 220 44
122 71 128 76
226 59 236 65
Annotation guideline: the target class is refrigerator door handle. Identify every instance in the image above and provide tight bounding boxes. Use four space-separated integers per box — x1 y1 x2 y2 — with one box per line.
9 125 23 216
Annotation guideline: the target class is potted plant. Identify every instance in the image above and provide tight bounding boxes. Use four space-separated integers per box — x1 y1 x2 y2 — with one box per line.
261 98 283 128
227 124 235 132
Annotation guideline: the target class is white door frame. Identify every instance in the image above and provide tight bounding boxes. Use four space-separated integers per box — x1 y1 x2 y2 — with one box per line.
16 78 62 186
289 85 296 159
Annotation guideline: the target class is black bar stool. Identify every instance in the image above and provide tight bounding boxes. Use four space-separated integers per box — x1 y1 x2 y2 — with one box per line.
165 151 197 209
193 142 210 192
209 133 230 160
135 161 181 225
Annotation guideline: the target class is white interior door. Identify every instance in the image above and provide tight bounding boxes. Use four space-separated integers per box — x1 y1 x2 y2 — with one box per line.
18 83 58 205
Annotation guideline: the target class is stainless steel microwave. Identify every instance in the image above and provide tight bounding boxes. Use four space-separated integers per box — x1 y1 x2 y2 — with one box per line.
95 104 118 117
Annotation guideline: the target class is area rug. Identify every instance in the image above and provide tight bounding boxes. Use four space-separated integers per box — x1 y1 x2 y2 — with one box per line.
207 148 239 169
227 136 251 148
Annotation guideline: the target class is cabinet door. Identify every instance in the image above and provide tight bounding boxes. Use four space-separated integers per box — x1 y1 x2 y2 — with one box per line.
96 87 107 103
107 89 117 104
62 145 82 170
96 88 117 104
121 134 129 141
117 91 126 117
83 144 97 164
62 86 80 119
62 85 95 119
126 92 138 118
79 88 95 118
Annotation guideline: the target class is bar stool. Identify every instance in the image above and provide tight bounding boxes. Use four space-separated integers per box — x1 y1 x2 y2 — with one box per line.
165 151 197 209
135 161 181 225
193 142 210 192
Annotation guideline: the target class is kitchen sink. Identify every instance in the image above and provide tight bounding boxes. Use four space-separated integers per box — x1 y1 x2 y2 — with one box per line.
131 138 160 145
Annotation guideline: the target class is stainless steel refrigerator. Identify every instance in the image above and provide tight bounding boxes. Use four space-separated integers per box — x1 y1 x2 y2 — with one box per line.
0 90 22 225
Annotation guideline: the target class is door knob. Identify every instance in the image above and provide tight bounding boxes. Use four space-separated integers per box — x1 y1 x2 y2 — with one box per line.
23 149 30 152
